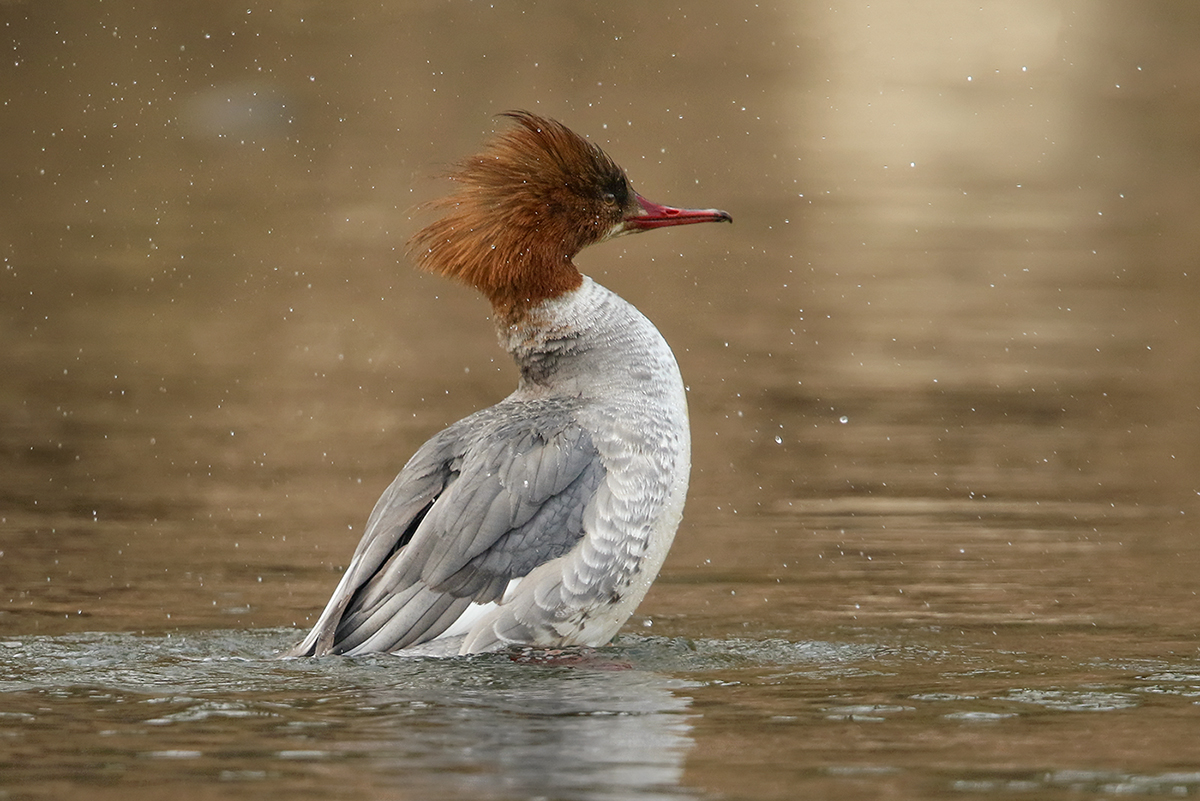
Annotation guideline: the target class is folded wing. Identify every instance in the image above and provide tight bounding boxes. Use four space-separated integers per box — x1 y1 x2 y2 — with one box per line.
287 398 604 656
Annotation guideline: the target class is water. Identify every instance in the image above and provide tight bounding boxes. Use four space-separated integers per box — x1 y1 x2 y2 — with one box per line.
1 630 1197 799
4 2 1200 799
0 631 704 800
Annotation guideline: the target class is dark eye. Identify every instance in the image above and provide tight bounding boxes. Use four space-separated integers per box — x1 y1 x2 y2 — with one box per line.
600 174 630 208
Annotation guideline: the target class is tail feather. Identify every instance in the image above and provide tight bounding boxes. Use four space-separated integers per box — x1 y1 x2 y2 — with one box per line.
340 587 473 654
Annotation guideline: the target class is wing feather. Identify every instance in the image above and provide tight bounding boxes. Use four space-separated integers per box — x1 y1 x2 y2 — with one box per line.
287 398 603 656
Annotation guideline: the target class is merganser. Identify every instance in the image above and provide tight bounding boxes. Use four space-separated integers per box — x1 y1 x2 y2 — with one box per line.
288 111 731 657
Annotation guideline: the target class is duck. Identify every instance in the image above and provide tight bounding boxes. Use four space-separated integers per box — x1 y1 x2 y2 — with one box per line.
287 110 731 656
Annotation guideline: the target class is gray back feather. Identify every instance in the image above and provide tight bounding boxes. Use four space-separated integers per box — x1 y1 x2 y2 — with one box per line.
287 397 604 655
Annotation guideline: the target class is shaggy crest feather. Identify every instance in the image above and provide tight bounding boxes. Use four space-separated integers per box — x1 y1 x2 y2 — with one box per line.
408 111 636 320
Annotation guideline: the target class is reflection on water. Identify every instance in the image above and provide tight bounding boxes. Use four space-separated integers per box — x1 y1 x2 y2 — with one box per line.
2 630 1199 800
3 1 1200 799
0 630 701 801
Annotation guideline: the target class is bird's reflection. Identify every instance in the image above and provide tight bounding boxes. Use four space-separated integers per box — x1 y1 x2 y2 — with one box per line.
351 656 700 800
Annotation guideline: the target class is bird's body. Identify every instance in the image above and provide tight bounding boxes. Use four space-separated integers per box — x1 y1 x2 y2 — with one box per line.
288 112 730 657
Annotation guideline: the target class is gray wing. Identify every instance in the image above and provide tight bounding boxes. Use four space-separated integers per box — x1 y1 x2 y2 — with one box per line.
287 399 604 656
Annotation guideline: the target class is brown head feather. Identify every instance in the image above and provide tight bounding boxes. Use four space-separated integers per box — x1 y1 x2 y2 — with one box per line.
408 111 637 321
